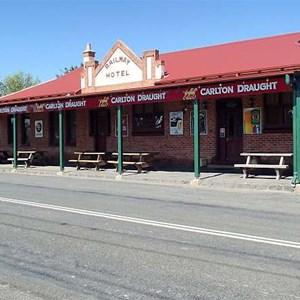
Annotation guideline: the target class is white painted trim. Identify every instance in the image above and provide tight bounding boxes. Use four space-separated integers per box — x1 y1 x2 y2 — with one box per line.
87 66 93 87
81 76 86 89
146 56 152 79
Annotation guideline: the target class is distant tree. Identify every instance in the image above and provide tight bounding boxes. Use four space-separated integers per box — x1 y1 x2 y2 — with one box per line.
0 71 40 96
56 64 83 78
0 82 7 97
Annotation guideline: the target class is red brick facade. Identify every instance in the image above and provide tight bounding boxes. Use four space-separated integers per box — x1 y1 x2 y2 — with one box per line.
0 94 293 168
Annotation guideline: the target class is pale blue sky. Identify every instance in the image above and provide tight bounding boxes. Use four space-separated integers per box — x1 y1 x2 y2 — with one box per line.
0 0 299 82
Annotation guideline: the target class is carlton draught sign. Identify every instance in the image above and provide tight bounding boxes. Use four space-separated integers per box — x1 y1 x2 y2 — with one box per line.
0 77 291 114
99 77 290 107
198 79 286 98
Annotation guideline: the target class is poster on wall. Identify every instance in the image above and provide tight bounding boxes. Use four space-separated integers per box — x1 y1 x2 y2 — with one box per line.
190 110 208 135
35 120 43 138
115 115 128 137
243 108 262 134
170 111 183 135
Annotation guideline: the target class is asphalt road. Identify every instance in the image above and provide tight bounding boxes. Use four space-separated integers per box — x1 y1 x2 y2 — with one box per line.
0 173 300 300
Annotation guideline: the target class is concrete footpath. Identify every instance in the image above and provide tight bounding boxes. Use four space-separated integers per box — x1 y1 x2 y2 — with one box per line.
0 163 296 193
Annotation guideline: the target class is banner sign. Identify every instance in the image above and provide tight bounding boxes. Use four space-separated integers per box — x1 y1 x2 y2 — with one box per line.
0 77 290 114
0 99 98 115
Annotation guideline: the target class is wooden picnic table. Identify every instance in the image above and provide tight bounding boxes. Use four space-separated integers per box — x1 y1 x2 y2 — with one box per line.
69 151 106 170
107 151 159 173
7 150 38 168
234 152 293 180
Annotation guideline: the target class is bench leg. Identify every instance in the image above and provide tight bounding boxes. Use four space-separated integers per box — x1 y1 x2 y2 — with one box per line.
27 158 34 168
275 169 281 180
95 163 105 171
242 169 248 179
76 164 81 170
136 165 142 173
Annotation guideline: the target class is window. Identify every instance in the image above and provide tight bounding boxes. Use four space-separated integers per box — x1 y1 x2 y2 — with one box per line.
66 110 76 146
98 109 111 136
89 109 111 137
89 110 97 136
49 112 59 146
7 115 13 144
21 114 30 146
132 103 164 135
264 92 292 131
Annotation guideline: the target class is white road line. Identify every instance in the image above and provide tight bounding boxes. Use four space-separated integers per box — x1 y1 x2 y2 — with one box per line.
1 196 300 249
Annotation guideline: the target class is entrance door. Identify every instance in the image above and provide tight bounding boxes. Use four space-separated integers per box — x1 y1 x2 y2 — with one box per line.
91 109 111 152
217 99 243 164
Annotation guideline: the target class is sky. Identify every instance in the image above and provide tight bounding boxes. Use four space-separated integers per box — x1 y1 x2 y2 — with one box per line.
0 0 299 83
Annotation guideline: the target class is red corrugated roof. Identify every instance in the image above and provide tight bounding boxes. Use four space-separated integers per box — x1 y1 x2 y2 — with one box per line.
1 32 300 104
0 67 82 102
159 32 300 83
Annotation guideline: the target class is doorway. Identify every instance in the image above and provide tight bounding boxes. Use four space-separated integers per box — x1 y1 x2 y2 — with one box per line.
89 109 111 152
216 99 243 164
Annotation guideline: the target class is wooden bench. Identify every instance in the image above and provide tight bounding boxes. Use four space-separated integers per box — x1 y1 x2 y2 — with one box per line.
107 152 159 173
234 152 293 180
69 152 106 170
7 151 37 168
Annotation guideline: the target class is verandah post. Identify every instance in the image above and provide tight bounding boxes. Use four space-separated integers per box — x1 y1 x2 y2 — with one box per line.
12 113 18 169
59 109 64 172
293 73 300 185
286 72 300 186
117 105 123 174
193 99 200 178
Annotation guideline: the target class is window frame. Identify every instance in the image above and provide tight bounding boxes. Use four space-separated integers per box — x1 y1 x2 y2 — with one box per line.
65 110 76 146
132 103 164 136
49 111 59 146
263 92 292 132
7 115 13 145
89 110 97 136
21 114 31 146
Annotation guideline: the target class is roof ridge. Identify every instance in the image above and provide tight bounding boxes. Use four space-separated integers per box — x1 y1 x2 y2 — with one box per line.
161 32 300 56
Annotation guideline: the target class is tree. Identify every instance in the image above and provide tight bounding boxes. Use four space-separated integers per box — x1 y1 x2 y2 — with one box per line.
0 71 40 96
56 64 83 78
0 82 7 96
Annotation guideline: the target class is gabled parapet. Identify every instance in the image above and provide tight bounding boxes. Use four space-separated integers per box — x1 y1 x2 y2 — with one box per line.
81 40 165 93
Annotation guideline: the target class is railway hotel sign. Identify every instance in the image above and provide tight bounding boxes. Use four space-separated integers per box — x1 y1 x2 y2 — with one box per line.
95 48 143 86
104 55 131 79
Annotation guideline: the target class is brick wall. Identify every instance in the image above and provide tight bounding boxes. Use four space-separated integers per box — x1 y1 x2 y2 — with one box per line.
0 94 293 167
107 101 217 167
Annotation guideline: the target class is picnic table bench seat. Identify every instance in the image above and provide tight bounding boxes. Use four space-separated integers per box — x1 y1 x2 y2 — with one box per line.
107 160 153 173
234 152 292 180
108 152 158 173
69 152 106 170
